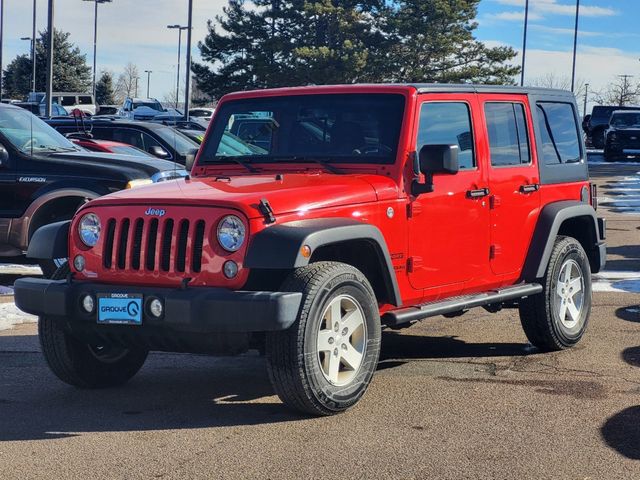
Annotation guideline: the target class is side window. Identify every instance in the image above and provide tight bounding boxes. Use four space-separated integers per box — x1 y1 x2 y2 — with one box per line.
112 129 144 149
417 102 475 169
90 128 114 141
78 96 93 105
485 102 530 166
140 132 163 152
536 102 581 165
60 96 76 107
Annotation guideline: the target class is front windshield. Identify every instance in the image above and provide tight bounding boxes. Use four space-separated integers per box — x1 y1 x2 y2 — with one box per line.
0 107 78 153
611 112 640 127
201 94 406 165
110 145 150 157
152 125 199 156
133 102 164 112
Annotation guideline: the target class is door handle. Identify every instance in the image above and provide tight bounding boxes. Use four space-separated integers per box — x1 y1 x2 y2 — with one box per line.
466 188 490 198
519 183 540 193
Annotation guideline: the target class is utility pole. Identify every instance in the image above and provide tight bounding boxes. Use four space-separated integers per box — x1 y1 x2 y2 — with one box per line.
583 83 589 117
520 0 529 86
184 0 193 120
84 0 113 99
32 0 37 93
45 0 54 117
167 24 188 109
571 0 580 92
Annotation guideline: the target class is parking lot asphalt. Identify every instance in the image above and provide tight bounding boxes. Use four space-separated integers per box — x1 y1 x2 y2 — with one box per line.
0 156 639 479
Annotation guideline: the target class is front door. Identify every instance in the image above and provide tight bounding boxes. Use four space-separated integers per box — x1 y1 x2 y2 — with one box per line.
480 95 541 277
407 96 491 297
0 142 18 218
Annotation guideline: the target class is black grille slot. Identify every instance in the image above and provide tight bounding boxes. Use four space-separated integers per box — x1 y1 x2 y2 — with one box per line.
160 219 174 272
145 218 159 270
131 219 144 270
192 220 205 273
103 219 116 268
175 220 190 273
117 219 130 269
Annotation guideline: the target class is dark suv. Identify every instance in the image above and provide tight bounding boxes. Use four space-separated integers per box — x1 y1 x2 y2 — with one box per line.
46 118 199 165
0 104 187 274
603 109 640 160
586 105 639 148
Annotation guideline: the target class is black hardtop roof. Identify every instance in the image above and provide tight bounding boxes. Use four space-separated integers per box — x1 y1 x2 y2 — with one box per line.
411 83 573 97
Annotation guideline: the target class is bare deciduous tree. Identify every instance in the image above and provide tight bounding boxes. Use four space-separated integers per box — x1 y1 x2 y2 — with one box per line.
527 73 586 100
592 75 640 107
114 63 140 103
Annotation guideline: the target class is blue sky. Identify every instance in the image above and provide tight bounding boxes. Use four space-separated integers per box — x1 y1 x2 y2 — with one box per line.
0 0 637 105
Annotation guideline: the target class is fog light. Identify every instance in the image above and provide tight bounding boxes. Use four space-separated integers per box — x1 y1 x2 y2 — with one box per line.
149 298 163 318
81 294 94 313
73 255 85 272
223 261 239 279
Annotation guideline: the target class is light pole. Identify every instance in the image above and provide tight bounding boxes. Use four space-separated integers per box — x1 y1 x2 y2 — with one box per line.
520 0 529 86
583 83 589 117
83 0 113 99
144 70 152 98
184 0 193 120
45 0 54 117
571 0 580 93
20 36 35 93
31 0 37 93
167 24 188 109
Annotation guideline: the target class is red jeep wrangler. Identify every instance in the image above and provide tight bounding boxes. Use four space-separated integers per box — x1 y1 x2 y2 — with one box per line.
15 85 606 416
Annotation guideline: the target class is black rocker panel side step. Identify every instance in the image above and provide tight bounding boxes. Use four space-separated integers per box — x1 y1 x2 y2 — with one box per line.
382 283 543 327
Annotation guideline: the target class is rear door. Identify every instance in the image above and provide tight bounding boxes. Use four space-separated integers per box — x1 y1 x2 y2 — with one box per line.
480 95 540 277
0 141 18 218
407 94 491 296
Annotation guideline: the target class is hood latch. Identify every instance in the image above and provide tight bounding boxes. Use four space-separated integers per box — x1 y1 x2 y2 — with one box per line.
258 198 276 224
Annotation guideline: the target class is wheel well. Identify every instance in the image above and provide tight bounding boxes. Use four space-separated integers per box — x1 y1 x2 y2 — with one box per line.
309 239 395 305
557 215 599 272
29 196 88 240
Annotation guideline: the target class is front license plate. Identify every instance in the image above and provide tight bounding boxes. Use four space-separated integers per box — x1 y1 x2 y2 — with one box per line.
97 294 143 325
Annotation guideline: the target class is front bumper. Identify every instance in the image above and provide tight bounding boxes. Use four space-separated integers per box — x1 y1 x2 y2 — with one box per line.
13 278 302 334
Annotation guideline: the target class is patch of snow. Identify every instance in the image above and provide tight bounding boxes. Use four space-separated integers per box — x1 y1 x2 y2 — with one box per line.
0 302 37 331
0 264 42 275
593 271 640 293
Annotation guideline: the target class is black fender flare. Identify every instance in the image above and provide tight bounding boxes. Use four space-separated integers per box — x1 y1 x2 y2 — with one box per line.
26 220 70 260
522 200 604 280
244 218 402 306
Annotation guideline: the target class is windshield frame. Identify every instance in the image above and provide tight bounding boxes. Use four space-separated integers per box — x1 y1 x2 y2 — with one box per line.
199 93 407 167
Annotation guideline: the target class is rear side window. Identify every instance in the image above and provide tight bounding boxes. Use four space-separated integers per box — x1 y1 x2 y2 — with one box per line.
417 102 475 169
536 102 581 165
60 96 77 107
78 96 93 105
485 102 530 166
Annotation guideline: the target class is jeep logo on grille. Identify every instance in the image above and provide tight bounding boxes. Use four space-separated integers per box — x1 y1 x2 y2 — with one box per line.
145 208 166 217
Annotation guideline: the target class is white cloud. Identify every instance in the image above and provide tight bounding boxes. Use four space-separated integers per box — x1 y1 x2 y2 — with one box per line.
492 0 617 18
484 10 543 21
530 25 604 37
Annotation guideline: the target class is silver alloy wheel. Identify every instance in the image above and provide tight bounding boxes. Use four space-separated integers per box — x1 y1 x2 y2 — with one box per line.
555 259 585 330
316 294 367 386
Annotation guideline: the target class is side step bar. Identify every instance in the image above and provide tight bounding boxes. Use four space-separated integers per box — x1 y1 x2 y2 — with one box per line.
382 283 543 327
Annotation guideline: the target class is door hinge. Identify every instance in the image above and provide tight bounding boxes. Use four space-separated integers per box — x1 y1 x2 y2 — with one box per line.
489 245 502 259
407 256 423 273
490 195 501 209
407 201 422 218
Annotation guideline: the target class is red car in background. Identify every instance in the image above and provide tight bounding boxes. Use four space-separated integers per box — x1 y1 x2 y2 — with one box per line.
70 137 153 158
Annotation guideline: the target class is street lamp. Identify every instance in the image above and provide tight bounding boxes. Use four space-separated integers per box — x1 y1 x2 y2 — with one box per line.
167 24 189 109
31 0 37 93
20 36 35 93
83 0 113 99
144 70 152 98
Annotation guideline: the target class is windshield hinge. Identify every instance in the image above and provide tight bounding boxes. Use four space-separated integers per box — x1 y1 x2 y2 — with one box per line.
258 198 276 224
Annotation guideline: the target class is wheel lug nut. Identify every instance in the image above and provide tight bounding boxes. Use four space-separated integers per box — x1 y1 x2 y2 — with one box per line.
341 343 347 351
333 348 339 356
328 337 334 345
334 322 339 332
341 327 348 336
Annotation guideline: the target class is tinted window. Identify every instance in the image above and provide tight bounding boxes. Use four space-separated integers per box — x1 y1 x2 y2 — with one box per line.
485 103 530 166
417 102 474 169
60 96 77 107
536 102 581 165
203 94 405 165
78 96 93 105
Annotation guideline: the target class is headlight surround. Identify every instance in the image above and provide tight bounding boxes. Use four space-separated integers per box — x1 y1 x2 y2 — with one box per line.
78 213 101 247
217 215 246 252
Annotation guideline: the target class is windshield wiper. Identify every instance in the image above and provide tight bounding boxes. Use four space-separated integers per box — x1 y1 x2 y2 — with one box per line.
274 155 342 174
214 156 258 173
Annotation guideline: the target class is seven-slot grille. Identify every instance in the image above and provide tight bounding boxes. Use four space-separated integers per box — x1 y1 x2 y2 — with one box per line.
102 217 206 273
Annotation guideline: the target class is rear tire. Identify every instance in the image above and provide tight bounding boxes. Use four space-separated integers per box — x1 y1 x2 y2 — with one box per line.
266 262 381 416
39 263 149 388
519 236 592 351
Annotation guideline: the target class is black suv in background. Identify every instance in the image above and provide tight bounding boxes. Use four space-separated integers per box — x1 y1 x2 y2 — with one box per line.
0 104 187 274
603 109 640 160
46 118 199 165
585 105 639 148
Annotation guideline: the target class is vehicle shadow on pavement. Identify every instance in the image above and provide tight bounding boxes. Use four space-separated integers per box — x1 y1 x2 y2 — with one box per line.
0 337 305 442
377 330 533 370
615 305 640 323
605 245 640 272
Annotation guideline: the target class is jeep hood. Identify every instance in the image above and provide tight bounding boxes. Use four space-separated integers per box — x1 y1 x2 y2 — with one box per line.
89 173 395 218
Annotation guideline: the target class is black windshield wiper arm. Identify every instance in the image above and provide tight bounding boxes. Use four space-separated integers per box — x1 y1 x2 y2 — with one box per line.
216 156 258 173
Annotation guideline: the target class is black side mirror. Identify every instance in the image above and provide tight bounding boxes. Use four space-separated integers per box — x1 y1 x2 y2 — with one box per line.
412 144 459 195
184 148 198 170
148 146 169 159
0 145 9 168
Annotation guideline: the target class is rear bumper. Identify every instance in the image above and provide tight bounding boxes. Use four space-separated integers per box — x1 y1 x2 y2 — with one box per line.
13 278 302 334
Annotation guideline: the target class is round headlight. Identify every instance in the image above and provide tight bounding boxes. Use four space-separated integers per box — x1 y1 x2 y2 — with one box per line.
78 213 101 247
217 215 246 252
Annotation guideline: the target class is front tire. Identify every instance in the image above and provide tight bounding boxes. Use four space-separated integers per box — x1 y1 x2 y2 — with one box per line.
266 262 381 416
519 236 592 351
39 263 149 388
